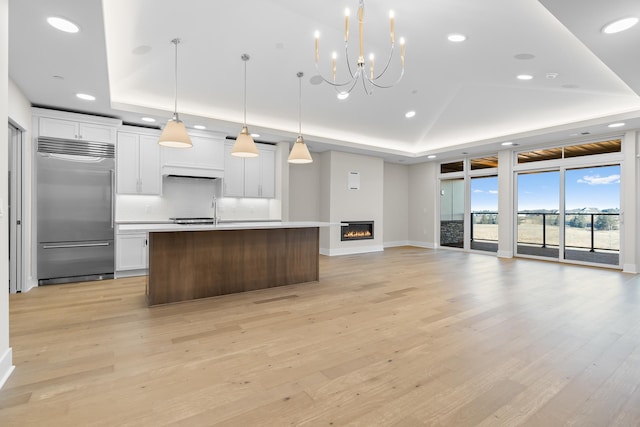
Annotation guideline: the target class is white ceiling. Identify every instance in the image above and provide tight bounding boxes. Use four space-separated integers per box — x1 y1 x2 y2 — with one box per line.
9 0 640 163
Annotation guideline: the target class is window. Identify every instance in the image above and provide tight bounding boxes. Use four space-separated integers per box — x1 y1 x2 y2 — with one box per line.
440 161 464 174
517 139 621 164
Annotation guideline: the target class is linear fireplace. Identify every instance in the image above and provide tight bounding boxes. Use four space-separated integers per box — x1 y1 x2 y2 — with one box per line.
341 221 374 241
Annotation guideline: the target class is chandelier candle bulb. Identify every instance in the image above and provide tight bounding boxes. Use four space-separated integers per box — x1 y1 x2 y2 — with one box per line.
358 4 365 60
400 37 406 66
332 52 337 82
390 11 395 44
315 31 320 63
369 53 374 79
345 8 350 41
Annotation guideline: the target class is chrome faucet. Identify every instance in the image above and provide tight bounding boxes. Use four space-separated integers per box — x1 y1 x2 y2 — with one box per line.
211 195 218 225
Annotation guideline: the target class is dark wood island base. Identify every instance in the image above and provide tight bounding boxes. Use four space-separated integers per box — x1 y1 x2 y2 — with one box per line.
147 227 320 305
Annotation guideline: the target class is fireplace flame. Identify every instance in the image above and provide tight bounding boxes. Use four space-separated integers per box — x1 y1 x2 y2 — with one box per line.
343 230 372 238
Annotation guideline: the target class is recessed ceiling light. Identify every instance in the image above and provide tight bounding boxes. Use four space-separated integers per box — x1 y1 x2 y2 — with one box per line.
602 17 639 34
47 16 79 33
514 53 535 60
132 45 152 55
517 74 533 80
501 142 514 146
310 75 324 85
608 122 625 128
427 155 437 159
337 92 349 100
251 133 260 138
405 111 416 118
76 93 95 101
141 117 156 123
193 125 206 130
447 34 466 42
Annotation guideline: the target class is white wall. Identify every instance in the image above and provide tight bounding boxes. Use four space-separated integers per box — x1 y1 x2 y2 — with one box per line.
1 0 15 389
289 159 321 221
622 130 638 273
408 162 437 248
321 151 384 255
116 177 280 222
497 149 514 258
383 162 409 246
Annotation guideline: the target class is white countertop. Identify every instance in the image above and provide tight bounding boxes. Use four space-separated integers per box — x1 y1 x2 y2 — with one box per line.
117 221 337 233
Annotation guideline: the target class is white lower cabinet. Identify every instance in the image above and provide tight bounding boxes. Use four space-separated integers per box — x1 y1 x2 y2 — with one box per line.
116 233 148 276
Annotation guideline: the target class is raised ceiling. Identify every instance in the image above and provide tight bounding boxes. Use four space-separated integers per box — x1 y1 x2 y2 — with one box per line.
9 0 640 162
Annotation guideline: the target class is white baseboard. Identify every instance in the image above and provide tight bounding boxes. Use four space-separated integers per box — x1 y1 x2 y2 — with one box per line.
623 263 638 274
384 240 411 248
320 245 384 256
407 241 436 249
497 250 514 258
0 348 14 390
115 269 148 278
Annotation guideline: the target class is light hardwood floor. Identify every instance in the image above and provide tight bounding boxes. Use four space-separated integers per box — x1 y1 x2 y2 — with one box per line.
1 247 640 426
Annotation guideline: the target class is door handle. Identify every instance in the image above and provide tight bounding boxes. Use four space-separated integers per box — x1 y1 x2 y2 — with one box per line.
110 169 115 229
43 242 111 249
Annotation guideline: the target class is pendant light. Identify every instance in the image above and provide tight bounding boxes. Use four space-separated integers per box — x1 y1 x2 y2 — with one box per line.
288 72 313 164
158 38 192 148
231 54 259 157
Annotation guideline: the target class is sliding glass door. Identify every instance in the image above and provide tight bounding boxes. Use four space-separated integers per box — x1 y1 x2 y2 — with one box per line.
440 178 464 248
516 166 620 266
564 165 620 266
517 170 560 259
470 176 498 252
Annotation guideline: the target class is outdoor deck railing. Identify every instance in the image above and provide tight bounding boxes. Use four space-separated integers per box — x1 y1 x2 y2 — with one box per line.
517 211 619 252
471 212 620 252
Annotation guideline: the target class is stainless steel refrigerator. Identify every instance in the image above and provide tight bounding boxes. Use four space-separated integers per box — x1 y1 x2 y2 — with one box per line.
37 137 115 285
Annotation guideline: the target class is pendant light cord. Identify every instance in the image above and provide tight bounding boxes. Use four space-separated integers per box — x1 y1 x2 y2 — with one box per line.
243 59 247 126
298 72 303 136
171 38 180 120
241 54 250 127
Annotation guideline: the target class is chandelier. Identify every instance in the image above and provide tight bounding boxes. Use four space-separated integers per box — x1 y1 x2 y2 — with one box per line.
314 0 406 97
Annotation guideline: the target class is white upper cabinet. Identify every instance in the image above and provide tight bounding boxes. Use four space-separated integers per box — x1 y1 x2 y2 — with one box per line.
39 117 115 143
116 129 161 195
223 143 245 197
223 142 276 198
161 134 225 178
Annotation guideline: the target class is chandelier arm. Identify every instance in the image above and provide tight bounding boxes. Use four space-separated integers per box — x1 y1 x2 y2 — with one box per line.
344 41 358 80
366 67 405 89
314 61 357 88
371 43 396 81
339 69 362 95
361 71 374 95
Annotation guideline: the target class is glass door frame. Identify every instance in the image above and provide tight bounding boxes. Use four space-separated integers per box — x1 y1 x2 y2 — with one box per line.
513 152 623 268
438 158 499 252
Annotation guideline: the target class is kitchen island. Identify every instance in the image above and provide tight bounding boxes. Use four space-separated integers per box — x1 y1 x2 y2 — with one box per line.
117 222 331 306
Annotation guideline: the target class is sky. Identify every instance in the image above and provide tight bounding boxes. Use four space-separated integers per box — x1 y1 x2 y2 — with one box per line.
517 165 620 211
470 165 621 212
471 176 499 211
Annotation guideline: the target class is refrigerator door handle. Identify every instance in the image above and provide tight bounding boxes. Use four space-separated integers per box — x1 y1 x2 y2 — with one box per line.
110 169 115 229
43 242 111 249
